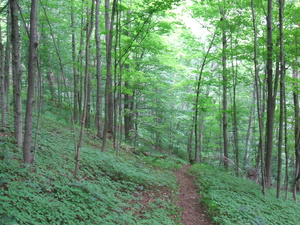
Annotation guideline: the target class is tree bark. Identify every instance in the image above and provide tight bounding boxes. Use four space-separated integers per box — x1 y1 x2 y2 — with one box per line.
23 0 38 164
84 1 94 129
102 0 117 152
71 4 79 122
10 0 23 148
4 5 11 116
276 0 285 199
194 33 216 163
244 88 255 167
74 0 95 178
220 9 228 170
0 25 6 128
265 0 277 188
251 0 265 194
95 0 103 138
293 34 300 201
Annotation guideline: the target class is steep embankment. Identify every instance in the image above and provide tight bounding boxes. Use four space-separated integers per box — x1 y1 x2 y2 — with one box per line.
0 114 185 224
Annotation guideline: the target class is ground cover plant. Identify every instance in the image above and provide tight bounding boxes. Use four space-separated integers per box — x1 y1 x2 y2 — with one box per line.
190 164 300 225
0 112 181 225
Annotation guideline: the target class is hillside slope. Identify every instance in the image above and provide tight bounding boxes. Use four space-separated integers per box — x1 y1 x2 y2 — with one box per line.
0 112 184 224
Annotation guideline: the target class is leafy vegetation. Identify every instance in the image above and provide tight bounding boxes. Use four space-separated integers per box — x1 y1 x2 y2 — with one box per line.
190 164 300 225
0 112 180 225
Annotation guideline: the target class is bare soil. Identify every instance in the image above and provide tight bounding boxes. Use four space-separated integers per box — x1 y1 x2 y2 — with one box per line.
174 164 214 225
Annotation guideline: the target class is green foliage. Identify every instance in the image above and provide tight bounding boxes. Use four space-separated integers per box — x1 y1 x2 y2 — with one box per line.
190 164 300 225
0 114 179 225
142 155 185 170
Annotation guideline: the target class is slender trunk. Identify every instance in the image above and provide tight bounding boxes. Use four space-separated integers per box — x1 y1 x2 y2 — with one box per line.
265 0 279 188
74 1 95 178
293 34 300 201
4 5 11 115
276 0 285 199
11 0 22 148
284 89 289 199
102 0 117 152
84 2 94 129
0 25 6 128
23 0 38 164
244 88 255 167
95 0 103 138
194 33 216 163
71 5 79 122
220 10 228 170
32 58 42 163
187 124 194 164
231 36 239 176
251 0 265 194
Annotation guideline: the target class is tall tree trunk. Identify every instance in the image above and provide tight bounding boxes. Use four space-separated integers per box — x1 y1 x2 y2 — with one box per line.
23 0 38 164
10 0 23 148
251 0 265 194
265 0 280 188
95 0 103 138
84 1 94 129
276 0 285 199
4 5 11 116
0 25 6 128
292 32 300 201
231 37 239 176
220 8 228 170
187 124 194 164
244 87 255 167
74 1 95 178
194 33 216 163
102 0 117 152
71 4 79 122
124 79 134 141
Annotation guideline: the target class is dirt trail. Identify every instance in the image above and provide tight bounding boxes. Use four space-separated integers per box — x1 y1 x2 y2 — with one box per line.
174 164 214 225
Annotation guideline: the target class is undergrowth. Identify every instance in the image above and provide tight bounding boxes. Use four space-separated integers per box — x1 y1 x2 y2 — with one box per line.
190 164 300 225
0 112 180 224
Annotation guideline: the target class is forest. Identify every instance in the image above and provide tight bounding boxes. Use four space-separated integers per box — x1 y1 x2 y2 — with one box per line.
1 0 300 224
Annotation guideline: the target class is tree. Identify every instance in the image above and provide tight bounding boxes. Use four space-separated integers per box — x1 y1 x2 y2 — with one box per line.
95 0 103 139
0 23 6 128
74 0 95 178
10 0 23 148
102 0 117 152
264 0 278 188
220 6 229 170
23 0 38 164
71 3 79 122
276 0 285 199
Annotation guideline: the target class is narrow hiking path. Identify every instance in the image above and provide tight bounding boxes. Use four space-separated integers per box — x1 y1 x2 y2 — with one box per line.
174 164 214 225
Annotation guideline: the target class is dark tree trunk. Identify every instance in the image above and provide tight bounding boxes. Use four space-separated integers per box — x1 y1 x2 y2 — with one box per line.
194 33 216 163
84 2 94 129
23 0 38 164
265 0 277 188
220 10 228 170
102 0 117 152
71 4 79 122
95 0 103 138
251 0 265 194
4 5 11 115
74 0 95 178
10 0 23 148
276 0 285 199
0 26 6 128
244 88 255 167
293 35 300 201
124 80 134 141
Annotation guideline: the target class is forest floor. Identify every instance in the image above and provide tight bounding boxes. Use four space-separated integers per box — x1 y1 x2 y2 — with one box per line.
174 164 214 225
